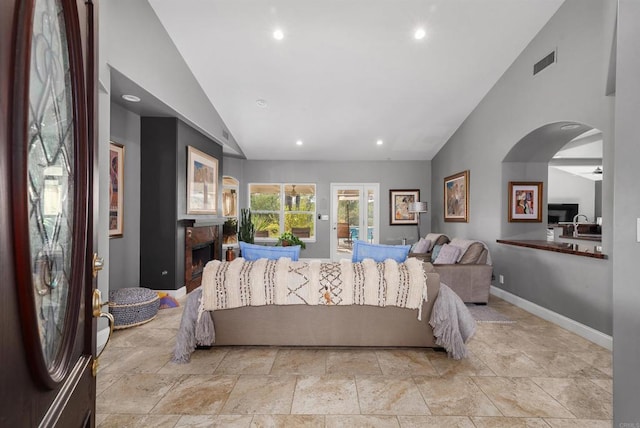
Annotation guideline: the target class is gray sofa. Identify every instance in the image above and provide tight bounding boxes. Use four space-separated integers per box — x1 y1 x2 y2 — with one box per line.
410 237 492 304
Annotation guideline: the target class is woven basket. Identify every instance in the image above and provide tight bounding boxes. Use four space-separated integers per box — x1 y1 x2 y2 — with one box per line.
109 287 160 329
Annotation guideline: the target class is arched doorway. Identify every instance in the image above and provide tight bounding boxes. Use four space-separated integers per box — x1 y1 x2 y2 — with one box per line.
501 121 604 249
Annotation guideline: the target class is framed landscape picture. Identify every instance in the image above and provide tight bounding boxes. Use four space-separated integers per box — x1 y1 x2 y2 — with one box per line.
508 181 543 222
109 142 124 238
444 170 469 222
389 189 420 225
187 146 218 214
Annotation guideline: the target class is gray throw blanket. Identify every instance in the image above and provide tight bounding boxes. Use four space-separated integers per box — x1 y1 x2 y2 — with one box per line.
173 282 476 363
429 283 476 359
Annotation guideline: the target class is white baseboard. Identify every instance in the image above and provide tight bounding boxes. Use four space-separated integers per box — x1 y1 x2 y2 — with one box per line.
490 286 612 351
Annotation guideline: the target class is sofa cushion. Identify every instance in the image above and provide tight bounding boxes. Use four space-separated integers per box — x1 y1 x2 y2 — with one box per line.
433 244 462 264
239 241 301 261
459 242 485 264
424 233 450 251
352 240 411 263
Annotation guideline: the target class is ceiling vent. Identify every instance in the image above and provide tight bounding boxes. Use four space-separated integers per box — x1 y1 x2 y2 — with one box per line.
533 49 556 75
222 130 229 140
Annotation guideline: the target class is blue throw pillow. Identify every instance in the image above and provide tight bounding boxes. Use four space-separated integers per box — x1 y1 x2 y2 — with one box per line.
431 244 443 262
239 242 301 261
351 240 411 263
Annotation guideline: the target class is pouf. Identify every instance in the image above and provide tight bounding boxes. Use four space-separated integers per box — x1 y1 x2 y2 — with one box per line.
109 287 160 329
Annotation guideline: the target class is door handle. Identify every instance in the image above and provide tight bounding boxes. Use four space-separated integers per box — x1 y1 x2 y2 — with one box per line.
92 288 114 376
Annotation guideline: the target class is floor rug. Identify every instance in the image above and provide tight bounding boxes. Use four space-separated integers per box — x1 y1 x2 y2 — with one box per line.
466 304 515 323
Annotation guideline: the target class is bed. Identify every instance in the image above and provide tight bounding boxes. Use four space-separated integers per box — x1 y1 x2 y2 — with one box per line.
173 258 475 362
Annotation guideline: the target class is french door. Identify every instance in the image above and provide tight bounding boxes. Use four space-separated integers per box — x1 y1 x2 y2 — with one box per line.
1 0 104 426
330 183 380 261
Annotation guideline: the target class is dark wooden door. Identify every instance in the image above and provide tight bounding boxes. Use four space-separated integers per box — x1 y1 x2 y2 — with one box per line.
1 0 99 426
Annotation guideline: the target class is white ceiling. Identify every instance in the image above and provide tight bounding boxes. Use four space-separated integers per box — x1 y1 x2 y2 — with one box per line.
551 129 604 181
148 0 564 161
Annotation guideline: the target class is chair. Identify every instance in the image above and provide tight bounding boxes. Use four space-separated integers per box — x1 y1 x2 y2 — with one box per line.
337 222 352 246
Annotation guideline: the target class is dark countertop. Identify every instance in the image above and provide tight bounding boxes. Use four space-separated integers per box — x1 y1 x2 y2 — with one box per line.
496 239 607 259
559 234 602 242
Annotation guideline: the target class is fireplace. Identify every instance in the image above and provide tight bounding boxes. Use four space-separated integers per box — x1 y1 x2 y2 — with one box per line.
185 225 220 292
191 242 214 279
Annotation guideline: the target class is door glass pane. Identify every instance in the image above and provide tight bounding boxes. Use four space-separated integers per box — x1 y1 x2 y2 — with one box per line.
367 189 375 243
336 189 359 255
28 0 75 369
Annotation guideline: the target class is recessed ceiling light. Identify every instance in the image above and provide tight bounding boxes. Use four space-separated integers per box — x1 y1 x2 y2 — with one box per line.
376 139 384 146
122 94 141 103
414 27 426 40
296 140 303 146
560 123 580 130
273 28 284 40
256 99 267 108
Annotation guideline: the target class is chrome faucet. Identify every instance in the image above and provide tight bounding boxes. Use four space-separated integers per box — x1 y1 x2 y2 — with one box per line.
572 214 589 237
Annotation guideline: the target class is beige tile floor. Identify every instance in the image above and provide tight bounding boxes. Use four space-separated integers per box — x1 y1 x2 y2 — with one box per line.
96 295 612 427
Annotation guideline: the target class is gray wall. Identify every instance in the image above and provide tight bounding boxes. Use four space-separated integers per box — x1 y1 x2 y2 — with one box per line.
102 0 242 156
99 0 239 294
109 103 141 290
430 0 613 335
613 0 640 424
224 159 431 259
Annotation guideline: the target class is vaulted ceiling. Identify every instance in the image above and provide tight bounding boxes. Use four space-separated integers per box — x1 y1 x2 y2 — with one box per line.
147 0 564 161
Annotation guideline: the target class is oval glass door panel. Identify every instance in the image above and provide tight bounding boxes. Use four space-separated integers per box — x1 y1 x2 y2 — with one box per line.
28 0 75 370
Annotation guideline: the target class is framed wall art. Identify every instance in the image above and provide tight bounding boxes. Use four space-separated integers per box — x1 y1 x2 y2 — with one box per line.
444 170 469 222
109 142 124 237
389 189 420 225
187 146 218 214
508 181 543 222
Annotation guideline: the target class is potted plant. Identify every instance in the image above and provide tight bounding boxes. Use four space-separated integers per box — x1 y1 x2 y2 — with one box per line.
238 208 255 244
275 231 306 249
222 217 238 244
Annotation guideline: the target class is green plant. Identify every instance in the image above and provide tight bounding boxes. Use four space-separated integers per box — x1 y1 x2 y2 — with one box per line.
275 231 306 249
222 217 237 233
238 208 255 244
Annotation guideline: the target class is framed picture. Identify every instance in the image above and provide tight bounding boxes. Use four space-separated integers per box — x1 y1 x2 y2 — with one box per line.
109 142 124 238
187 146 218 214
444 170 469 222
508 181 543 222
389 189 420 225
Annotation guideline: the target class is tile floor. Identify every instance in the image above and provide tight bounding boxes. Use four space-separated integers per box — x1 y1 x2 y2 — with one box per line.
96 295 612 427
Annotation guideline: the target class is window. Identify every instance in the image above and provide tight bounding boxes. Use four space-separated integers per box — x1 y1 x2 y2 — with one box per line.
222 176 239 245
249 183 316 240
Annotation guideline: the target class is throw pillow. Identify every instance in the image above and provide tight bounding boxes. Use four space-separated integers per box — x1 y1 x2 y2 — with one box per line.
459 242 485 264
352 240 411 263
239 241 301 261
430 244 443 262
412 237 430 254
433 244 462 264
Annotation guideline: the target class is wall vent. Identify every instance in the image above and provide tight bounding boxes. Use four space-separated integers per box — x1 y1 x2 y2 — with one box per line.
222 130 229 140
533 50 556 75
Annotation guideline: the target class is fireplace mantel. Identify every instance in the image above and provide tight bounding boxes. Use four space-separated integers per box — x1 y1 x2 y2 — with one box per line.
179 217 226 227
